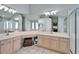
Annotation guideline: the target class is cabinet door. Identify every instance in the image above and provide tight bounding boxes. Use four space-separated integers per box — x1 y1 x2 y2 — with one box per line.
50 37 59 51
59 39 69 53
13 37 22 52
42 37 50 49
37 35 44 46
37 35 50 49
0 39 13 54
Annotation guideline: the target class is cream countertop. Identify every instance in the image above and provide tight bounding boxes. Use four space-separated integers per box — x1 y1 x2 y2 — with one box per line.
0 31 70 41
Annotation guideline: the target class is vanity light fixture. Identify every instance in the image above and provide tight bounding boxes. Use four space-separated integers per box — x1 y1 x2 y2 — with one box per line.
44 10 58 16
12 10 17 14
4 6 9 11
51 10 58 15
9 9 17 14
0 5 4 10
44 12 50 16
8 9 13 13
0 4 17 14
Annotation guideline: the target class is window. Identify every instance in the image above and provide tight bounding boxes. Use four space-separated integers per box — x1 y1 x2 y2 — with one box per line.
6 21 9 29
4 21 13 31
15 22 19 30
32 22 35 30
4 21 9 30
31 21 38 30
35 22 38 30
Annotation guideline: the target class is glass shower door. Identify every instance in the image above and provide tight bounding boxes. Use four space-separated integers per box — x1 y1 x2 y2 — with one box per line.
69 11 76 54
76 10 79 54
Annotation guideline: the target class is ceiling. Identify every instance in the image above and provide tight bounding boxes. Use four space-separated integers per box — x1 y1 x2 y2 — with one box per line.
6 4 79 14
0 4 79 18
30 4 79 16
6 4 30 14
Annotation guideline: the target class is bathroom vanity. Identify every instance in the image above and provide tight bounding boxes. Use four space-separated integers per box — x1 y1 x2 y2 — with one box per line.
0 31 70 54
37 34 69 53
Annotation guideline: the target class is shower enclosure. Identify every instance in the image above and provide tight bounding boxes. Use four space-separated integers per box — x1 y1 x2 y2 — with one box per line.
66 8 79 54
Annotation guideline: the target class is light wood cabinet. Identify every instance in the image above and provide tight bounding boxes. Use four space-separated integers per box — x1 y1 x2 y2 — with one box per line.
59 39 69 53
0 39 13 54
50 37 59 51
0 36 22 54
37 35 70 53
13 37 22 52
38 35 50 49
37 35 44 46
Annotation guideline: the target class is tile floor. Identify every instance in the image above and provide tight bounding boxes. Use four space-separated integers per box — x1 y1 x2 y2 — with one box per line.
14 45 60 54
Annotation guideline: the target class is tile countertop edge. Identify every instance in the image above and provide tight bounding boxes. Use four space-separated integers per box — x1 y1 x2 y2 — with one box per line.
0 31 70 41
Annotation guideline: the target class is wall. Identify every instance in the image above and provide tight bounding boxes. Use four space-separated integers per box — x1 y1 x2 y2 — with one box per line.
18 15 22 31
25 16 31 31
58 16 65 32
0 18 4 33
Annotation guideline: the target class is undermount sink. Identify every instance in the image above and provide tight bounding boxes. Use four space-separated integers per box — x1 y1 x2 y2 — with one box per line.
6 33 9 36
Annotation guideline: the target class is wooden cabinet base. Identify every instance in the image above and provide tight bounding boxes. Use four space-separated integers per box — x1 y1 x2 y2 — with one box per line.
13 37 22 52
0 39 13 54
37 45 69 54
37 35 70 54
0 36 22 54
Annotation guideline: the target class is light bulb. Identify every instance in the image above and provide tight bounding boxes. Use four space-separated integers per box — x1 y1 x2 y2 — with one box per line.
12 10 16 14
4 6 9 11
51 10 58 15
0 5 4 10
9 9 13 13
44 12 50 16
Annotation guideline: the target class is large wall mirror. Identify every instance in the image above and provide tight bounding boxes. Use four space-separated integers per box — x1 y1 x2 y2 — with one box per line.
0 13 22 34
25 12 68 33
36 9 68 33
0 4 22 34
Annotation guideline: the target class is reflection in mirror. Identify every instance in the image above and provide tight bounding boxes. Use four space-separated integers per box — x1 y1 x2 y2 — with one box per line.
27 9 68 33
0 4 17 34
0 16 4 34
30 20 38 31
0 4 23 34
38 18 51 32
37 9 68 33
10 13 22 32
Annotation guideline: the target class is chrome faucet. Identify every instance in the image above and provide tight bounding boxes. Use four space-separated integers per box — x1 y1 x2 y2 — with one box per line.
6 29 9 35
